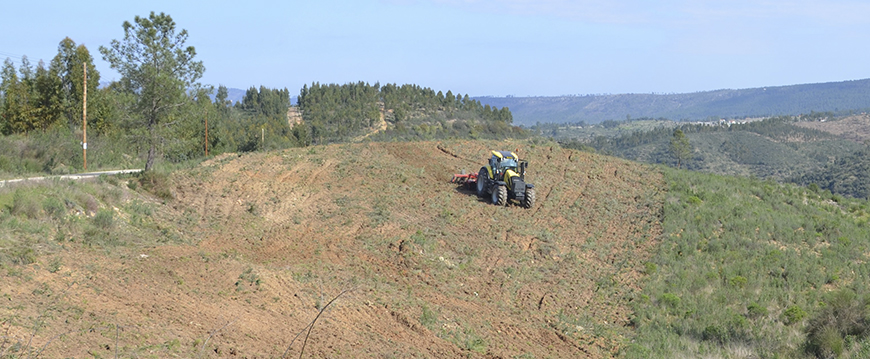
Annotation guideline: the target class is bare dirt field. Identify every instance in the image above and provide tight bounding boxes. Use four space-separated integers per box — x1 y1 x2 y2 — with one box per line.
796 114 870 143
1 140 664 358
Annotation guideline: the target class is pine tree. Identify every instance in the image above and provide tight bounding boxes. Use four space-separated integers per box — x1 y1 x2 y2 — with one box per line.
669 128 693 169
100 12 205 171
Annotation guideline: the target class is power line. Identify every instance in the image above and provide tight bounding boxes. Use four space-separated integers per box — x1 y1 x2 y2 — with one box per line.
0 50 26 61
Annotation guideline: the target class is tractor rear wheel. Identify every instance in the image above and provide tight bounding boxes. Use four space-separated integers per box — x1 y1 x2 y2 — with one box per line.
492 185 507 206
522 187 536 209
476 167 487 198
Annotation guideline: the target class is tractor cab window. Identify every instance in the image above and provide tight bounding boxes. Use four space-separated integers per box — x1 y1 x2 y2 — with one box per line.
501 158 518 170
492 157 518 175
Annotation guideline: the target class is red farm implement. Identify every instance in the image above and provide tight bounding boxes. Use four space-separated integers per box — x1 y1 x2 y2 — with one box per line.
450 171 478 189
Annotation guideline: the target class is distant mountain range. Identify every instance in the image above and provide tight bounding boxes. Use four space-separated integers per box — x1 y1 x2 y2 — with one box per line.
475 79 870 126
223 87 248 104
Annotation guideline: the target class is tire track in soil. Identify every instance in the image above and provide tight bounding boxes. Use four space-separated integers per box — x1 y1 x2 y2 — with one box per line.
533 147 574 219
436 143 478 164
77 140 662 359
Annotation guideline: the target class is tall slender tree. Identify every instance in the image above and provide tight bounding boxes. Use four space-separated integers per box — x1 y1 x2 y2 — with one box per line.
50 38 100 130
669 128 693 169
32 60 62 130
99 12 205 171
0 57 37 134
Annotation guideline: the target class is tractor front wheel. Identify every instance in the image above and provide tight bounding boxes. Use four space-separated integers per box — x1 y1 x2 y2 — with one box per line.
522 187 536 209
492 185 507 206
476 167 488 198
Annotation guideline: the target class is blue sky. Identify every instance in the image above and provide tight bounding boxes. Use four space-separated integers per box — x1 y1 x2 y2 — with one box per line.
2 0 870 97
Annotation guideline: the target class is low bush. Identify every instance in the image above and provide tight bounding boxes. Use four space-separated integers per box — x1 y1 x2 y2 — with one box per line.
805 290 870 358
137 170 174 201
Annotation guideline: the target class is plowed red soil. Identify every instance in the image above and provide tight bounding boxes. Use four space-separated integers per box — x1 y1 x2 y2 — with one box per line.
1 140 664 358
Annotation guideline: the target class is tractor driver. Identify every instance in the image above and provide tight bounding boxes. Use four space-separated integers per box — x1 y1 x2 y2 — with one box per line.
491 155 518 177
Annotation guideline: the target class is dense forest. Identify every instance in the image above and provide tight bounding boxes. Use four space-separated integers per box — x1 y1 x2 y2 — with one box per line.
297 81 522 144
798 148 870 200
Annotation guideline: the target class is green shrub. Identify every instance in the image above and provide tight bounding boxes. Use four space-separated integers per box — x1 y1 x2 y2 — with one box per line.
807 326 845 358
451 328 486 354
42 197 66 221
747 303 768 319
10 247 36 265
99 174 120 186
48 257 63 273
643 262 657 275
702 324 728 344
419 304 438 330
92 208 114 229
235 267 261 292
11 190 41 219
729 276 747 288
138 170 174 201
784 305 807 325
805 290 870 357
659 293 680 309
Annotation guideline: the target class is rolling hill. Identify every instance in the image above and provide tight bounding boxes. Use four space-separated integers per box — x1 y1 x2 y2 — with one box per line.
2 140 870 358
0 140 663 358
477 79 870 125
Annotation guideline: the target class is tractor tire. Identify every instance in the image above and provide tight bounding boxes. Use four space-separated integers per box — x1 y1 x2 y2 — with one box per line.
522 187 536 209
492 185 507 206
476 167 488 198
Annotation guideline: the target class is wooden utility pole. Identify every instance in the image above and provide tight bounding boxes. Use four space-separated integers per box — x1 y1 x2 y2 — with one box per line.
204 109 209 156
82 63 87 171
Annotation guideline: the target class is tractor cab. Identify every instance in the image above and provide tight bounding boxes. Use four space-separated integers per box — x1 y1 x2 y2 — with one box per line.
490 150 519 177
489 150 528 181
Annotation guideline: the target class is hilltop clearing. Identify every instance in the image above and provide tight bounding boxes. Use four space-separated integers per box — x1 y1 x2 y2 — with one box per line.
795 114 870 143
0 140 663 358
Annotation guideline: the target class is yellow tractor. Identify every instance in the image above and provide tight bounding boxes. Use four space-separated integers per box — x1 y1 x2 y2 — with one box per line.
475 150 536 208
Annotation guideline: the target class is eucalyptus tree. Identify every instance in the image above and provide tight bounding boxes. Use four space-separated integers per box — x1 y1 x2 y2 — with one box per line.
50 37 100 130
99 12 205 170
0 57 37 134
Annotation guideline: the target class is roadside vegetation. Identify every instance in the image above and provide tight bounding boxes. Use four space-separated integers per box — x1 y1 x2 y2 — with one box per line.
0 165 192 266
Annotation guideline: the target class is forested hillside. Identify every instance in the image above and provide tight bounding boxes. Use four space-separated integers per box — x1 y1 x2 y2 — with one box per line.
553 114 870 200
798 148 870 200
0 33 523 179
479 79 870 125
557 116 864 190
296 82 523 144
